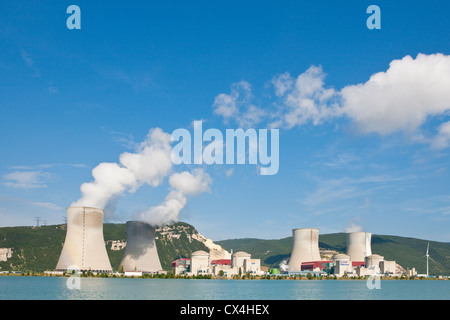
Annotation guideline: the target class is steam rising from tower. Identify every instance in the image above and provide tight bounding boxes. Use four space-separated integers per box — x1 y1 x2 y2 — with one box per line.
70 127 212 227
71 128 173 211
288 228 321 271
135 169 212 226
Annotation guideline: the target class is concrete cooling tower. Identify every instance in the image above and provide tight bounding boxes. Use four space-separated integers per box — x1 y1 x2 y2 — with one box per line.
288 228 321 271
346 232 372 262
56 207 112 273
119 221 162 273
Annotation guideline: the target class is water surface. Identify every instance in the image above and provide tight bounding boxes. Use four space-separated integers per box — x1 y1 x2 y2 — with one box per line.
0 277 448 300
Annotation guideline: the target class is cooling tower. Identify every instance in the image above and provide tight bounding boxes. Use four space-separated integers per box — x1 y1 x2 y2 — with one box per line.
56 207 112 272
119 221 162 273
288 228 321 271
346 232 372 262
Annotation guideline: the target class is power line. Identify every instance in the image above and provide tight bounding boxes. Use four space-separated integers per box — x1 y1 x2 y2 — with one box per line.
35 216 41 228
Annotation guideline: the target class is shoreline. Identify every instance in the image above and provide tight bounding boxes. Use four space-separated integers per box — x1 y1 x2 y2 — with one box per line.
0 272 448 281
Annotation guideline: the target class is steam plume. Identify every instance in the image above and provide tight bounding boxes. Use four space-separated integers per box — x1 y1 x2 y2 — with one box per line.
135 169 212 226
71 127 212 226
71 128 172 210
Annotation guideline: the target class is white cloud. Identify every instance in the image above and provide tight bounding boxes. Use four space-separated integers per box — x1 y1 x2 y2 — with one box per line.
0 195 63 215
272 72 293 97
109 130 137 149
9 163 88 170
3 171 50 189
430 121 450 149
215 53 450 149
324 153 361 168
48 81 58 94
300 175 412 216
20 50 34 68
213 80 265 128
20 49 40 78
225 168 234 177
340 53 450 135
213 92 238 119
273 54 450 132
266 66 340 129
29 201 64 211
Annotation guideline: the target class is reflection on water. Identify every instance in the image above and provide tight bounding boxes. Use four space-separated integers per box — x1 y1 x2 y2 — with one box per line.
0 277 448 300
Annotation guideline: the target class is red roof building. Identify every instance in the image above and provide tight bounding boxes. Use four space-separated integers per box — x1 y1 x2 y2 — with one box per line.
301 261 332 271
210 259 231 266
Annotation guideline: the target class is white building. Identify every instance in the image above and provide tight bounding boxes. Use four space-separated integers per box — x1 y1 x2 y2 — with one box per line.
244 259 261 275
333 254 354 277
188 250 263 277
232 251 251 270
380 260 396 275
190 250 211 275
213 265 239 278
356 265 380 277
365 254 384 268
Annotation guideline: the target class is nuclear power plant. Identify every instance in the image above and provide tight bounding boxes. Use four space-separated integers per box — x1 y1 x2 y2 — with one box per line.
54 207 400 277
119 221 163 273
284 227 398 277
288 228 321 271
55 206 112 273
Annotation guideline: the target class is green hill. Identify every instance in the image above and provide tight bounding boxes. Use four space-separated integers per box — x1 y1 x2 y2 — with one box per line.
0 222 209 272
216 234 450 276
1 223 449 275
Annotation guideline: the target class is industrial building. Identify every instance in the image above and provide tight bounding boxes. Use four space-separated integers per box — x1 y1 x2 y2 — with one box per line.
172 250 263 277
286 227 399 278
332 254 353 277
355 254 397 277
190 250 211 275
172 258 191 275
119 221 163 274
55 206 112 273
54 209 402 278
231 251 251 269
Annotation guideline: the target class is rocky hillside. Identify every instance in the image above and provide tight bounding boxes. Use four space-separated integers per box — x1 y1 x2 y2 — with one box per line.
0 222 230 272
1 223 449 275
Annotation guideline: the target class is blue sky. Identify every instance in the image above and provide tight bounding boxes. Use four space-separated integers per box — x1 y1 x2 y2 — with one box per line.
1 1 449 242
